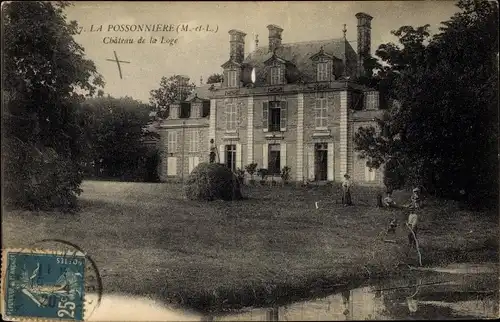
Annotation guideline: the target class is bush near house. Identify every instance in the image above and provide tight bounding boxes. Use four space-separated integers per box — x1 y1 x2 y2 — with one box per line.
185 163 243 201
245 163 258 184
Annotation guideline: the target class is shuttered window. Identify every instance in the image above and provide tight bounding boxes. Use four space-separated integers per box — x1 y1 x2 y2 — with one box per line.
270 67 283 85
315 97 328 129
226 103 237 131
167 131 177 152
317 62 329 81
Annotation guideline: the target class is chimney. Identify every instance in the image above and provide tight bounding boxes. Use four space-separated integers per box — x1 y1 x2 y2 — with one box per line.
228 29 246 63
267 24 283 53
355 12 373 76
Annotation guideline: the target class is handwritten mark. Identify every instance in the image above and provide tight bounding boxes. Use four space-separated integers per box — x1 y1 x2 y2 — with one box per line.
106 51 130 79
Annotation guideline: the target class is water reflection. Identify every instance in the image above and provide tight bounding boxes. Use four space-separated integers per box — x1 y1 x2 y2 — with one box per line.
210 270 498 321
86 265 499 321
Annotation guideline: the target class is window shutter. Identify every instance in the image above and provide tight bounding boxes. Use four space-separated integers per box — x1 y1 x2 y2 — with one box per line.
281 143 287 168
365 165 370 182
236 143 242 170
280 100 287 131
167 157 177 176
327 143 334 181
327 62 332 81
188 157 194 173
314 98 319 128
193 156 199 169
219 145 225 164
263 101 269 132
280 67 284 84
262 143 268 169
307 145 315 181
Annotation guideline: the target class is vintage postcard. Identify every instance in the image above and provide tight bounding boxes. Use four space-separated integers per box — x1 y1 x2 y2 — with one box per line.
2 0 498 321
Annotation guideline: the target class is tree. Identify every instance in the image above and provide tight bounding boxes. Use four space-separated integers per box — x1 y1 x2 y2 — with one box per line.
206 73 224 84
80 96 159 180
2 1 104 210
149 75 196 118
354 0 498 203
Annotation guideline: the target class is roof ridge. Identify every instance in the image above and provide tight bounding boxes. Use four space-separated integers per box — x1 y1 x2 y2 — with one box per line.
254 38 345 50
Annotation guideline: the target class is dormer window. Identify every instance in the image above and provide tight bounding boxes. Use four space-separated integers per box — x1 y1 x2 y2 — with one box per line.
317 62 329 81
365 91 379 110
227 70 238 87
270 66 283 85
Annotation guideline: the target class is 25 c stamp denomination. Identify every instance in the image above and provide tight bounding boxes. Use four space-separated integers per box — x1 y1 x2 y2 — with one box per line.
1 249 86 321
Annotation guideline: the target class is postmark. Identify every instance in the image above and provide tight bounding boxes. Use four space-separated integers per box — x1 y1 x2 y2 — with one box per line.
1 249 86 321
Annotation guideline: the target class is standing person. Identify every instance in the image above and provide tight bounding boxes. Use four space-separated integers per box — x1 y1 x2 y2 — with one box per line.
410 187 421 209
407 211 419 247
342 174 352 206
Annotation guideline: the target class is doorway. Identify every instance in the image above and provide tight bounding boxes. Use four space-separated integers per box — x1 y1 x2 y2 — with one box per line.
315 143 328 181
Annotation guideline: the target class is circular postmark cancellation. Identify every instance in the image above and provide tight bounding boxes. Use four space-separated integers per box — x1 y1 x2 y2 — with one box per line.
1 240 103 321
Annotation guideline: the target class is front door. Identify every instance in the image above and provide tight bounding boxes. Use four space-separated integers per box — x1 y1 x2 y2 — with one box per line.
315 143 328 181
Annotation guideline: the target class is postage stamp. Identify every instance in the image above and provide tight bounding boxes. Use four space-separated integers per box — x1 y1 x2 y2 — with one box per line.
1 249 86 321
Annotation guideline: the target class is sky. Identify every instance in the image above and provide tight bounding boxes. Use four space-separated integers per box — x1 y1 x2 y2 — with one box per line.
65 1 461 103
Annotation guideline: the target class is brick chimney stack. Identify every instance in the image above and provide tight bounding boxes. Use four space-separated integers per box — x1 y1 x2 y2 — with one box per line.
267 24 283 53
355 12 373 76
229 29 246 63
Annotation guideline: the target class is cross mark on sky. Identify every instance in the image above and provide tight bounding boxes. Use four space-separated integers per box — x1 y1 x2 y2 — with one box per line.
106 51 130 79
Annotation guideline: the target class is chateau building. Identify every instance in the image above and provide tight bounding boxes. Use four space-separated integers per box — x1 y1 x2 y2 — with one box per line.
159 12 385 185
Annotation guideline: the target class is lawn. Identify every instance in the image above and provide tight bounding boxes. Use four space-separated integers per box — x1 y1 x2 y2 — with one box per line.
2 180 498 313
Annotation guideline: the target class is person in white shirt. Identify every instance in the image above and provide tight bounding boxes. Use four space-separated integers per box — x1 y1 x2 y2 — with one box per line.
342 174 352 206
407 212 419 247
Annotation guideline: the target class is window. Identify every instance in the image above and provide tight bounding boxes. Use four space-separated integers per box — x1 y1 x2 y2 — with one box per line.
225 103 237 131
317 62 329 81
180 102 191 118
167 131 177 152
228 70 238 87
365 166 376 182
167 157 177 176
315 97 328 129
269 101 281 132
366 91 379 110
268 144 281 175
270 66 283 85
225 144 236 171
188 130 198 152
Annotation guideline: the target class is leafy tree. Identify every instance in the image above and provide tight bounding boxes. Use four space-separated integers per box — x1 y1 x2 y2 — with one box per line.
149 75 196 118
354 0 498 203
206 73 224 84
80 96 159 180
2 1 104 210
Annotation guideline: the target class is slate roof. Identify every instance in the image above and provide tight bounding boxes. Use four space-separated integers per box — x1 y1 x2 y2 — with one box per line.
243 38 359 86
186 82 222 101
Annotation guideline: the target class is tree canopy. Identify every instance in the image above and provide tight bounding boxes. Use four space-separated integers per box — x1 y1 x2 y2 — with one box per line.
354 0 498 202
80 96 160 180
206 73 224 84
149 75 196 118
2 1 104 209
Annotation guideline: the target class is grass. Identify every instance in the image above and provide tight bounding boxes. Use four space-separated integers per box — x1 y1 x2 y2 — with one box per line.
2 180 498 313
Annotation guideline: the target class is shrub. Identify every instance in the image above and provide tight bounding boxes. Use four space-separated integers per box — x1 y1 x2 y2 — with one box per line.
257 168 268 181
281 166 291 183
3 144 83 211
184 163 243 201
384 158 405 193
245 163 258 180
235 168 245 184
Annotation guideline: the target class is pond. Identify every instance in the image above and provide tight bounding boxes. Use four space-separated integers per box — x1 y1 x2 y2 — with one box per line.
87 263 499 321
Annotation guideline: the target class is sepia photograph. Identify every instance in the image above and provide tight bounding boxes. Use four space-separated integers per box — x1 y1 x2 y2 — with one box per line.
1 0 499 321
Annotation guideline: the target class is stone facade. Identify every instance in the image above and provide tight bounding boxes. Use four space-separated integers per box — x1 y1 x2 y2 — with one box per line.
158 12 385 186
